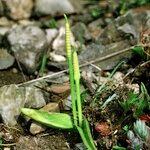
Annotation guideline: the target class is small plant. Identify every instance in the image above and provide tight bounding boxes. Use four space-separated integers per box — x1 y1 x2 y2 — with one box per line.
134 120 149 142
119 0 149 14
21 15 96 150
48 18 58 28
120 83 150 117
127 120 150 150
132 45 150 60
90 8 103 19
132 46 145 59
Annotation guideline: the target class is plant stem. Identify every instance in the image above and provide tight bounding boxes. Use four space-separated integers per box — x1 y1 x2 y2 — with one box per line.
64 14 77 126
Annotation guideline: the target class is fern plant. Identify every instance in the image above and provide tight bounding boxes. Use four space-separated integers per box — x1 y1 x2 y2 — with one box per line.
21 15 96 150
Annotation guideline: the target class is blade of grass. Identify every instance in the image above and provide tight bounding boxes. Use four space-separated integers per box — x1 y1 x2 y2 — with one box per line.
39 52 47 76
93 60 125 105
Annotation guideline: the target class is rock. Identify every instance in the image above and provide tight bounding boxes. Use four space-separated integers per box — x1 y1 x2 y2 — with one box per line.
48 82 70 94
71 22 91 44
0 17 14 44
0 27 10 36
34 0 75 17
0 48 15 70
49 52 66 62
74 143 86 150
4 148 11 150
30 102 60 135
0 17 14 26
88 18 104 39
2 0 33 20
117 23 138 39
98 8 150 44
80 9 150 70
79 40 131 70
6 25 48 73
18 20 39 27
52 27 77 56
47 61 67 70
71 13 94 24
45 72 69 84
29 122 46 135
22 86 46 108
45 28 58 44
0 84 46 126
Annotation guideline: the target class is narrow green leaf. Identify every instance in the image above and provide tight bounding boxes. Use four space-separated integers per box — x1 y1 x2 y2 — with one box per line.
21 108 74 129
76 126 96 150
82 117 96 150
39 52 47 76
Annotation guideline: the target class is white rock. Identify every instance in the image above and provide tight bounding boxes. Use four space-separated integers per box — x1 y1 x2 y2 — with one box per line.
49 52 66 62
113 71 124 84
0 48 15 70
45 28 58 43
7 25 48 73
126 83 139 94
2 0 33 20
0 84 46 126
34 0 75 16
52 27 77 55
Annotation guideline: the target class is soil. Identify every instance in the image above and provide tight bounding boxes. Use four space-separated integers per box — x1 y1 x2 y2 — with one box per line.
0 68 26 87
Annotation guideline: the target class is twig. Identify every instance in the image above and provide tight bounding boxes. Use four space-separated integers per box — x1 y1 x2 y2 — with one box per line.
18 45 141 87
0 143 17 146
18 69 68 86
123 60 150 80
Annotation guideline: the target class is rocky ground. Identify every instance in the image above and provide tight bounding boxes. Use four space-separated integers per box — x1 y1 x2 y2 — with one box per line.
0 0 149 149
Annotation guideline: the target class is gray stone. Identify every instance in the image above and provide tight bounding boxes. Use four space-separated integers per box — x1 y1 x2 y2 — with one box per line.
81 9 150 70
0 17 14 27
0 84 46 126
34 0 75 17
79 40 132 70
52 27 77 56
0 17 15 44
6 25 48 73
45 28 58 44
98 9 150 45
0 48 15 70
71 22 91 44
117 23 138 39
88 18 104 39
2 0 33 20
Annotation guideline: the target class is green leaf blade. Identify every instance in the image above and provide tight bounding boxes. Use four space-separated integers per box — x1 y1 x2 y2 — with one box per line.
82 118 97 150
21 108 74 129
76 126 96 150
